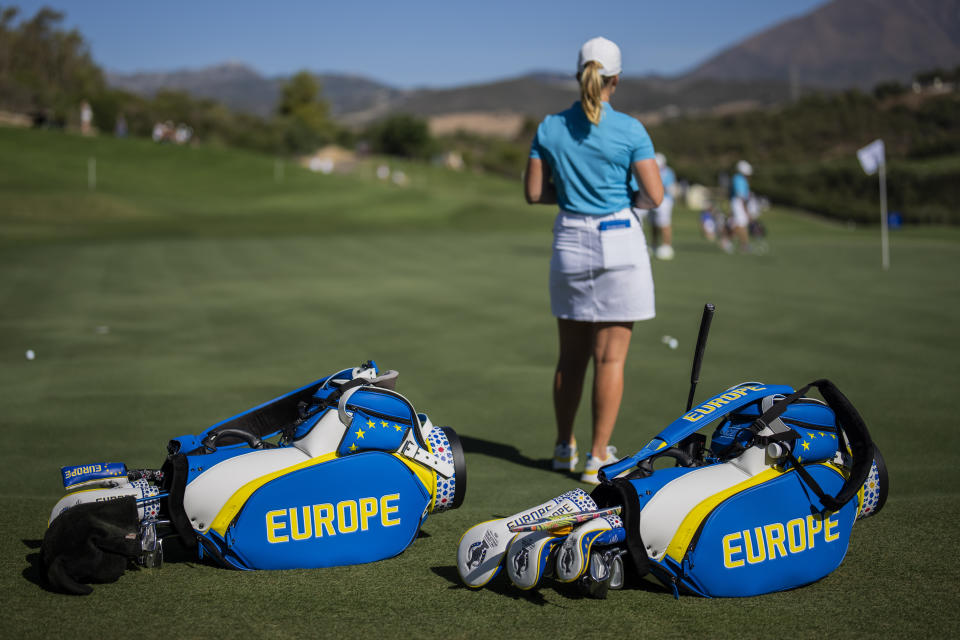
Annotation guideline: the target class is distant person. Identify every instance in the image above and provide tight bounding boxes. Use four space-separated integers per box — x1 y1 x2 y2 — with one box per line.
80 100 93 135
746 193 767 241
174 123 192 145
629 152 674 258
747 193 760 221
114 113 127 138
728 160 753 251
32 108 51 129
650 152 676 260
700 203 718 242
524 37 664 484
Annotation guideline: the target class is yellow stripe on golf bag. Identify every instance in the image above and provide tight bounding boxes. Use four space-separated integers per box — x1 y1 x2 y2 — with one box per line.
211 453 337 536
665 468 782 563
394 452 437 511
663 461 859 565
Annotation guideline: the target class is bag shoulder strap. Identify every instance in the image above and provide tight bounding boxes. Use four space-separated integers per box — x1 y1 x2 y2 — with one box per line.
752 379 874 512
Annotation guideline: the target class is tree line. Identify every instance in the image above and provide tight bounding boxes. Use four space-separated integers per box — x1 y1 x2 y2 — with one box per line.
0 6 102 124
0 5 434 158
652 85 960 224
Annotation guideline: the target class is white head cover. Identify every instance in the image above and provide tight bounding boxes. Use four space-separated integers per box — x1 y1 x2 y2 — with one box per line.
457 489 597 588
578 37 622 76
736 160 753 176
655 152 667 169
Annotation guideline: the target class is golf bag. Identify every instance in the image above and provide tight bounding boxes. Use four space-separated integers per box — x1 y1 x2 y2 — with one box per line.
44 362 466 594
457 379 887 598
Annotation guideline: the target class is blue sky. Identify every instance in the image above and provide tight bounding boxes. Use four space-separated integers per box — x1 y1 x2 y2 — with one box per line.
10 0 827 87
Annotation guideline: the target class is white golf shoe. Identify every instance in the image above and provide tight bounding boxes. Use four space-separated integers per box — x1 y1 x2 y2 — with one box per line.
655 244 675 260
552 441 579 471
580 446 619 485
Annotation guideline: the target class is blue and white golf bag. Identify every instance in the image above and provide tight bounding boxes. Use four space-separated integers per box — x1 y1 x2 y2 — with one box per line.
457 379 887 598
44 362 466 593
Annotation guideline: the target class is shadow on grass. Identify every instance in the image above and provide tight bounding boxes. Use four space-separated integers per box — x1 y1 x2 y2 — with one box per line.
21 535 212 595
22 539 62 594
430 565 550 606
431 562 670 604
541 575 672 600
459 435 582 482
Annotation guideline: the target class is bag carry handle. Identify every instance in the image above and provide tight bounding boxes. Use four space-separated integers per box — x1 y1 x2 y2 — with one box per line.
752 378 875 512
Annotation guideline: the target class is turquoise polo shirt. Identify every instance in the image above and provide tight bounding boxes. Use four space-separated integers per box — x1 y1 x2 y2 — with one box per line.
661 166 675 190
730 173 750 199
530 101 655 215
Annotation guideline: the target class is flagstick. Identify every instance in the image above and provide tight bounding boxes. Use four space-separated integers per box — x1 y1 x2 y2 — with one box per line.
879 161 889 270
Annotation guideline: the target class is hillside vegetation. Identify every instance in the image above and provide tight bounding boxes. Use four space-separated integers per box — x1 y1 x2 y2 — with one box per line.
436 83 960 225
0 7 345 154
0 127 544 246
652 88 960 224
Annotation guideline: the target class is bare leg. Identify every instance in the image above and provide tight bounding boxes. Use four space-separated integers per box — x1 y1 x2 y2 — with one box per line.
590 322 634 459
554 319 593 445
734 225 749 251
661 225 673 247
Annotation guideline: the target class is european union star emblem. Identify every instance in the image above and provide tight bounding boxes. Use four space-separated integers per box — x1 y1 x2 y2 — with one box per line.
338 408 410 456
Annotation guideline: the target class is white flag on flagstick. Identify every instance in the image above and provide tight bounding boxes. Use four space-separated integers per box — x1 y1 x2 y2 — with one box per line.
857 139 885 175
856 138 890 270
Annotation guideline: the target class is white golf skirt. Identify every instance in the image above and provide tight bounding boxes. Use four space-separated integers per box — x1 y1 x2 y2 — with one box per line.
549 209 656 323
730 198 749 228
652 195 674 228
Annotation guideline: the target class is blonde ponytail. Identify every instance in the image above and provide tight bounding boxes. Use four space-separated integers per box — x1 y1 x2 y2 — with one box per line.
578 61 605 125
578 61 619 126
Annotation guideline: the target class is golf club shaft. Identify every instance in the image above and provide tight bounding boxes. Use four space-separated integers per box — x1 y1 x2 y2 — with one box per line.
685 303 715 412
601 304 716 483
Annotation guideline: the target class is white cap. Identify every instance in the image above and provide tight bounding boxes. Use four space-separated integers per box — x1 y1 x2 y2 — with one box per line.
577 37 622 76
655 152 667 169
736 160 753 176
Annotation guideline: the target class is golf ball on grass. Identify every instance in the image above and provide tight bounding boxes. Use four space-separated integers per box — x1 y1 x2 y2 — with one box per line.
661 336 679 350
25 349 35 360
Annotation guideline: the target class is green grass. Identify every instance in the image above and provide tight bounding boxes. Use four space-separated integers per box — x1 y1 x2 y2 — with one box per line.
0 127 543 245
2 127 959 638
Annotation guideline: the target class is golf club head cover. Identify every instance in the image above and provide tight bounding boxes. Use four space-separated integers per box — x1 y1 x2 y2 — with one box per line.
505 531 564 590
457 488 597 588
49 477 162 525
554 514 625 583
505 513 626 590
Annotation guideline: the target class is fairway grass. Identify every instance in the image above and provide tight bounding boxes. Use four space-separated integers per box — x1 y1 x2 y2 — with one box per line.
2 128 959 638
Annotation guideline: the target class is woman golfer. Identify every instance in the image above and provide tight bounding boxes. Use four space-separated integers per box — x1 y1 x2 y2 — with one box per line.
525 37 663 484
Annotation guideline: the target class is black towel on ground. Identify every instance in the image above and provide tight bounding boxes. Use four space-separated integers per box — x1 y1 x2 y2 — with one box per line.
41 496 141 595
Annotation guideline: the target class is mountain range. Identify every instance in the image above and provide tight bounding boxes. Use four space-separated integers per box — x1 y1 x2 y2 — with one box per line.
686 0 960 88
107 0 959 127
